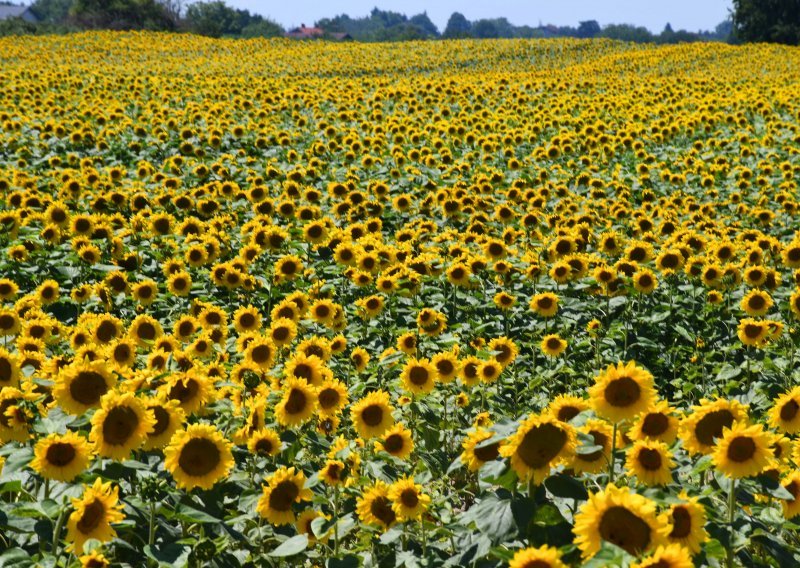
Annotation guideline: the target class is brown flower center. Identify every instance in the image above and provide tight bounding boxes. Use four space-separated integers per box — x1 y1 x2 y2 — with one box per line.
69 371 108 406
409 366 429 386
780 400 799 422
637 448 663 471
727 436 756 462
269 480 299 511
361 404 383 426
641 413 669 437
695 409 734 446
318 387 340 410
599 506 651 555
473 441 500 462
151 406 170 437
516 423 567 469
669 506 692 539
179 438 220 476
46 442 76 466
102 406 139 446
400 488 419 508
284 388 307 415
370 496 396 526
604 376 641 408
77 499 106 534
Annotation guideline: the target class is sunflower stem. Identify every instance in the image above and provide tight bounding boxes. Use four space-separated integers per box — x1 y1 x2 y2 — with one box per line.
43 478 50 501
609 422 618 483
51 505 67 554
333 485 339 556
727 479 737 568
148 501 156 546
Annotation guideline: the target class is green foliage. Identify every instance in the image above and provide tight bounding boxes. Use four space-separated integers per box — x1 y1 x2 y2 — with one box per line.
315 8 438 42
443 12 470 39
69 0 174 30
732 0 800 44
184 1 281 38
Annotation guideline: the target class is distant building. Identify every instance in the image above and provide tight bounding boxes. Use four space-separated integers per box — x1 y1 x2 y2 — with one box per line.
0 5 39 23
285 24 324 39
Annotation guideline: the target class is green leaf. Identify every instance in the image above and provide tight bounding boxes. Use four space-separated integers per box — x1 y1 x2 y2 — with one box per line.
143 544 191 568
544 474 588 501
327 555 360 568
0 548 35 568
268 534 308 557
755 474 794 500
173 502 220 524
461 493 515 542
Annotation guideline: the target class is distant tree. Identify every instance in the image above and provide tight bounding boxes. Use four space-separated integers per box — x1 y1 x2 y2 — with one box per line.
241 18 283 38
471 18 514 39
443 11 470 38
715 18 733 40
732 0 800 44
30 0 72 23
577 19 600 38
601 23 654 43
409 12 438 36
184 1 238 36
69 0 174 30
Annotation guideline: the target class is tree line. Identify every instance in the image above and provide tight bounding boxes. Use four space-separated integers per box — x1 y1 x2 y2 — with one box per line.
1 0 798 45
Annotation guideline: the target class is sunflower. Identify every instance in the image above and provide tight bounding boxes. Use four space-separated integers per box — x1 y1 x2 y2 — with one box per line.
128 314 163 349
629 544 694 568
268 318 297 347
274 255 304 283
90 392 154 460
274 377 317 428
712 422 775 479
500 413 577 484
131 280 158 306
508 545 567 568
164 423 234 490
316 379 348 417
769 386 800 434
461 427 501 472
320 458 351 486
459 355 482 387
529 292 559 318
31 431 93 482
570 419 614 474
165 370 214 415
573 483 668 559
625 440 674 486
780 471 800 520
737 317 769 347
243 336 276 371
309 299 337 326
375 423 414 460
79 551 111 568
431 351 460 383
296 509 331 543
547 394 590 423
53 360 117 415
65 478 124 554
351 390 394 438
350 347 370 372
283 353 326 386
679 398 749 455
167 271 192 297
540 334 567 357
107 338 137 370
388 476 430 521
356 480 397 530
629 400 679 444
633 268 658 294
589 360 656 423
660 493 709 553
247 428 282 457
396 331 417 355
256 466 313 525
741 289 773 316
142 397 186 450
0 347 20 388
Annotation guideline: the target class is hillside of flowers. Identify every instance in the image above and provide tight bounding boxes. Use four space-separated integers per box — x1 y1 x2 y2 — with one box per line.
1 32 800 567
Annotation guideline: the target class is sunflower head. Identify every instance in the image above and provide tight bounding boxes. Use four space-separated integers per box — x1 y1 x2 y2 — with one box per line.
589 360 655 423
164 423 234 490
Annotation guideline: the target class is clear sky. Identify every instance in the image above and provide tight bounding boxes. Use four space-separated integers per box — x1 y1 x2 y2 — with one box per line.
229 0 733 33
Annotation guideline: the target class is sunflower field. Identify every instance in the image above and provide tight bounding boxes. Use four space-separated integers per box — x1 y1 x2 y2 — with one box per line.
1 32 800 568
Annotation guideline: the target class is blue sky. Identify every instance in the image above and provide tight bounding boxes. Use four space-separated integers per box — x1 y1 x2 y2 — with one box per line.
228 0 733 33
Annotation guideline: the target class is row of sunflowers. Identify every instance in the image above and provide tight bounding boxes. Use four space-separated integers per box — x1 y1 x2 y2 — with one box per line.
1 32 800 567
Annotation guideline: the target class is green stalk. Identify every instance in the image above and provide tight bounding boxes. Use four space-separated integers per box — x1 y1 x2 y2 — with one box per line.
609 422 618 483
727 479 737 568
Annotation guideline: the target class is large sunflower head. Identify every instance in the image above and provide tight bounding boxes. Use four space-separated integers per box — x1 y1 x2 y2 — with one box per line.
350 390 394 439
570 419 614 474
274 377 317 428
431 350 460 383
316 379 348 418
547 394 590 424
780 471 800 520
659 493 709 554
629 400 679 444
356 480 397 530
66 478 124 553
375 422 414 460
529 292 559 318
499 413 577 484
387 476 430 521
256 466 313 526
400 357 438 395
679 398 749 455
625 439 674 486
769 386 800 434
164 370 214 415
31 430 93 482
0 347 20 388
712 422 776 479
460 427 501 472
142 396 186 451
573 483 668 559
247 428 282 457
589 360 656 423
53 360 117 415
164 423 234 490
508 545 567 568
89 391 155 461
